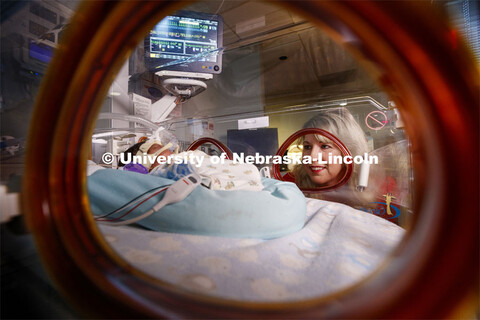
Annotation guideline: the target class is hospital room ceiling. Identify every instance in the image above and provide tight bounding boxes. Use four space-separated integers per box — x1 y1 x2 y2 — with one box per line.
178 0 383 115
185 0 299 46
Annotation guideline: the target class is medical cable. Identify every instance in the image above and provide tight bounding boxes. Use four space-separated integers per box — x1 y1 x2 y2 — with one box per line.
95 185 168 219
98 174 201 226
94 184 170 220
96 187 168 222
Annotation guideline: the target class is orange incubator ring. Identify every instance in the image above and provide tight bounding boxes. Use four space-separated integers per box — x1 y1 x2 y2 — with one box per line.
23 0 478 318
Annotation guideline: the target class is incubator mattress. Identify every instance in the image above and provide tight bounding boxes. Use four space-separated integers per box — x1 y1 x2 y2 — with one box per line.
99 198 404 301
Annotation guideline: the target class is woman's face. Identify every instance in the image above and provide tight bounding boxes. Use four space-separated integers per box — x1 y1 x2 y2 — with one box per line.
302 134 345 187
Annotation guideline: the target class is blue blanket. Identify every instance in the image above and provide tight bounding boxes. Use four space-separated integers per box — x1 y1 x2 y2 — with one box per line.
88 169 306 239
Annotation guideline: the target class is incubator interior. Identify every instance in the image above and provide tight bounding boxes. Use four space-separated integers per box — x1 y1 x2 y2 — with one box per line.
86 1 412 301
2 0 477 316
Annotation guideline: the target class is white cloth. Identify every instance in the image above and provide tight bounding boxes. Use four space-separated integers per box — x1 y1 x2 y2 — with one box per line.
136 140 173 170
150 150 264 191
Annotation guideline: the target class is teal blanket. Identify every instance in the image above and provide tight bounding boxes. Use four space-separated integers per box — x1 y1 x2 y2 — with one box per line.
88 169 306 239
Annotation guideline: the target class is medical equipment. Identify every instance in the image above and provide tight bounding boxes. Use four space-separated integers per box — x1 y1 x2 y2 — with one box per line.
97 174 201 226
151 94 178 122
144 10 225 121
151 70 215 123
144 10 224 74
94 184 169 220
259 166 271 178
227 128 279 159
356 161 370 192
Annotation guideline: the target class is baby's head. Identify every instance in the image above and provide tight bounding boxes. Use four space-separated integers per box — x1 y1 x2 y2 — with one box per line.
119 138 174 172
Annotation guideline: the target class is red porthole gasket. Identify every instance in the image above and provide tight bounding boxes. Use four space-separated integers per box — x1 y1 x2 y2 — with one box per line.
272 128 353 192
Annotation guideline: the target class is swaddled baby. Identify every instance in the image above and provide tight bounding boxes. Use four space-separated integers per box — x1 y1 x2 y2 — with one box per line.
119 137 263 192
88 136 305 238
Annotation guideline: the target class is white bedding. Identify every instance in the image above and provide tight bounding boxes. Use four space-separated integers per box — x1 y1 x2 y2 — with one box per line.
99 198 404 301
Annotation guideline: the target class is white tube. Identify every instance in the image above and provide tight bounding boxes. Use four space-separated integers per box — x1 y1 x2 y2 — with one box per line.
97 113 159 130
356 161 370 192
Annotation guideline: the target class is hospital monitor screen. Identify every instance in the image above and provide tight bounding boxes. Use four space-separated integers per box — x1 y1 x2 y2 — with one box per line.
227 128 279 158
145 11 223 74
29 41 54 64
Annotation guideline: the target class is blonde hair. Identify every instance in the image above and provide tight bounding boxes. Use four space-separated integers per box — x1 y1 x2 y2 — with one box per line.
293 108 370 193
